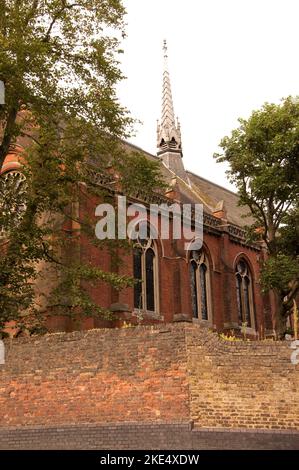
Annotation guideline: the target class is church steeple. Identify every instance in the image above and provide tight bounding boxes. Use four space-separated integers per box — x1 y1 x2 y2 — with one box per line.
157 40 182 155
157 40 188 183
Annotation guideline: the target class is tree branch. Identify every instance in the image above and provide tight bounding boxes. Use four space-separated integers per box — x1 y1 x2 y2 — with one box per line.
283 279 299 306
43 2 81 42
274 200 293 230
20 131 42 147
41 241 64 265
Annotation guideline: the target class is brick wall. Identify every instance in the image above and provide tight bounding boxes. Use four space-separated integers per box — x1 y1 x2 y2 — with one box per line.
0 323 298 449
0 325 189 427
186 325 299 430
0 423 298 450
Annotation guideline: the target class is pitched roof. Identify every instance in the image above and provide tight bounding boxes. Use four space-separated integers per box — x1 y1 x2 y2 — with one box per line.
186 171 253 227
123 140 252 228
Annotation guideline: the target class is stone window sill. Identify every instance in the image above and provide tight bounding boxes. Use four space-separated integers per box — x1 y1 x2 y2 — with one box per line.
133 309 163 321
223 322 257 336
192 318 212 327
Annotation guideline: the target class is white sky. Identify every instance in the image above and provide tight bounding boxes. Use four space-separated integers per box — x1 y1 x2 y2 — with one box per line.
118 0 299 191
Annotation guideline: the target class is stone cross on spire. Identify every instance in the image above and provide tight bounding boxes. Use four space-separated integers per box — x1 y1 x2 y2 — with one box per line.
157 40 182 156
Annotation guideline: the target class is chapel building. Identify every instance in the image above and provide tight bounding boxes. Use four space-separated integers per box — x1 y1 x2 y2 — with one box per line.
0 42 276 337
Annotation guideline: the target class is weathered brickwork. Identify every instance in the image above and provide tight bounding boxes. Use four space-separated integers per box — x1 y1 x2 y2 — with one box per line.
0 323 298 449
186 325 299 430
0 325 189 427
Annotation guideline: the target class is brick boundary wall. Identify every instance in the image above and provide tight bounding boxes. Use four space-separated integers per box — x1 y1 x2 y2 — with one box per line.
0 325 190 427
185 325 299 430
0 423 298 450
0 323 298 449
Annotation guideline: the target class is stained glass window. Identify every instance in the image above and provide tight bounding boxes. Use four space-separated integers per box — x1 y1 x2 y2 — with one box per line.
146 248 155 312
200 264 208 321
189 251 210 321
235 259 254 328
236 274 243 323
133 230 157 312
133 248 143 309
244 277 251 327
190 261 198 318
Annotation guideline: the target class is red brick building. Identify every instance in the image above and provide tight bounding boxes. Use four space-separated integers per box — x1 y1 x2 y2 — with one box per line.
0 43 275 337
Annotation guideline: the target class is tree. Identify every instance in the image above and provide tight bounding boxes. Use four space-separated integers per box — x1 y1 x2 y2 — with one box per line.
0 0 164 334
215 97 299 339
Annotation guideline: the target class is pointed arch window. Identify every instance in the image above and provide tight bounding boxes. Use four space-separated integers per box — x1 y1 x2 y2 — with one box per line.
235 260 255 328
133 235 158 312
189 250 211 321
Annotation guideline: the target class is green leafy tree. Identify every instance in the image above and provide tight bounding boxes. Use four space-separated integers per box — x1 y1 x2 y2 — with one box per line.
0 0 164 334
215 97 299 338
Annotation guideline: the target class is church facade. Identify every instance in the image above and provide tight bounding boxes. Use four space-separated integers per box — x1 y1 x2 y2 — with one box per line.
0 43 276 337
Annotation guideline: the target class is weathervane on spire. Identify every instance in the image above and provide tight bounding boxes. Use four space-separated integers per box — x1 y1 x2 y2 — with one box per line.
163 39 168 68
163 39 168 57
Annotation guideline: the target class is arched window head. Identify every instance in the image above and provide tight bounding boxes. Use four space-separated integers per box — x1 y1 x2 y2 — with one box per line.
189 250 211 321
0 171 27 239
235 259 255 328
133 231 158 313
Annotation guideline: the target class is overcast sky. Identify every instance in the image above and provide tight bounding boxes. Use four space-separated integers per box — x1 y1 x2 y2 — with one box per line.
117 0 299 191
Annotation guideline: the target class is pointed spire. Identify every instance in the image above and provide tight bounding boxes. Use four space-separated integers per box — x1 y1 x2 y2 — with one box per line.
157 40 182 155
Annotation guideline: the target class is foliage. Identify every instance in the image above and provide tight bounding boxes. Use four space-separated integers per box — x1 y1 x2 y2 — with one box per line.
260 254 299 294
241 322 247 340
219 332 241 342
215 97 299 338
116 150 167 196
0 0 165 333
